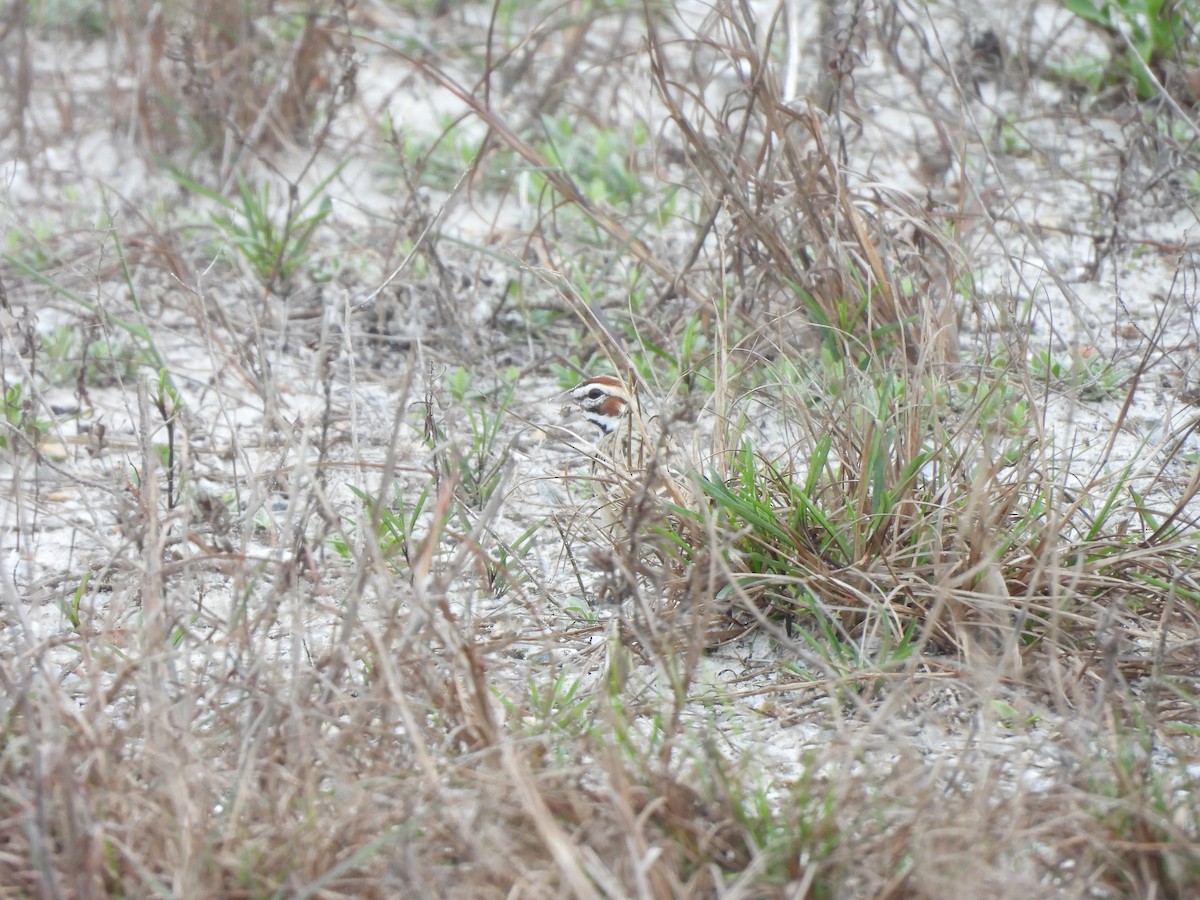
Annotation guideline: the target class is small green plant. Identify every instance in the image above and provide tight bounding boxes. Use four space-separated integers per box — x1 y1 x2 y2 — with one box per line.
171 165 344 293
793 280 913 365
995 114 1032 156
991 699 1041 729
25 0 105 37
61 572 91 634
536 115 647 207
622 310 717 394
551 359 587 392
38 327 148 389
380 110 506 192
1 382 51 451
1062 0 1198 99
717 755 844 887
334 482 431 569
495 669 603 769
2 382 25 449
3 216 61 270
1029 349 1129 400
436 367 516 508
151 369 184 508
952 367 1029 434
1053 53 1112 94
520 669 594 738
486 522 541 598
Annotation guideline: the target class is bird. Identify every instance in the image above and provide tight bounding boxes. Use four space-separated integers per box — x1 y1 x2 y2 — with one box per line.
570 375 650 470
566 375 744 639
566 374 691 539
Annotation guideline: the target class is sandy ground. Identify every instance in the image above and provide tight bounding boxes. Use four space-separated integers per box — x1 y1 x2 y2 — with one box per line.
4 2 1200 889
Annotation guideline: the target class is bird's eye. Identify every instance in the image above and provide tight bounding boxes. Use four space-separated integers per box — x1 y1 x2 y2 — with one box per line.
587 388 604 400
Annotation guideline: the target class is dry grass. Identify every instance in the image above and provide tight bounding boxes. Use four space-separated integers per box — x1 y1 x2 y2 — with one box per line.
3 0 1200 896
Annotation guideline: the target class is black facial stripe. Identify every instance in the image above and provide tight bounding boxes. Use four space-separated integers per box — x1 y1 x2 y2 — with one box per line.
582 411 617 435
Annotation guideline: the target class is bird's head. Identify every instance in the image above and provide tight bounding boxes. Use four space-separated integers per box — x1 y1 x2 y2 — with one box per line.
569 375 633 436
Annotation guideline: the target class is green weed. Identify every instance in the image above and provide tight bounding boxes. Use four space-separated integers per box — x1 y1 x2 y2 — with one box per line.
536 114 648 208
335 482 432 570
437 367 516 508
0 382 50 452
1029 348 1130 400
486 522 541 599
25 0 105 36
170 166 343 293
1062 0 1198 99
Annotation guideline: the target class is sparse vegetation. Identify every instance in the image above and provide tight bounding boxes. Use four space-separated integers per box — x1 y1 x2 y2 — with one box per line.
0 382 49 451
4 0 1200 896
1063 0 1199 99
171 165 343 294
